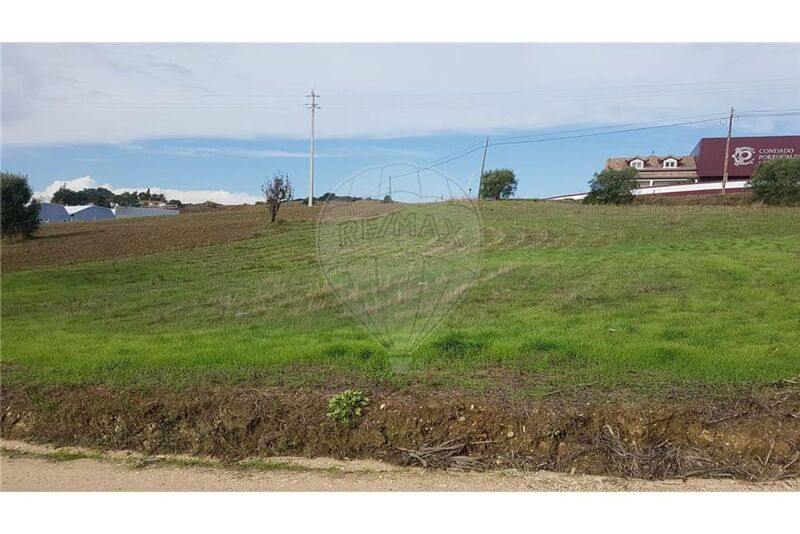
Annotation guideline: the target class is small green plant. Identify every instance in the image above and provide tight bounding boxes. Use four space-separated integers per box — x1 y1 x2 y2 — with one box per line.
544 423 565 440
327 390 369 426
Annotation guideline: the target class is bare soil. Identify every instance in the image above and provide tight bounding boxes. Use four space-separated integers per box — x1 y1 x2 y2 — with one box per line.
0 201 397 273
3 439 795 491
2 384 798 482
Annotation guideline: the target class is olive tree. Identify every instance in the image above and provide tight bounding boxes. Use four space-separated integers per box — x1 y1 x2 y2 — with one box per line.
261 171 294 223
1 172 40 239
479 168 518 200
584 167 638 205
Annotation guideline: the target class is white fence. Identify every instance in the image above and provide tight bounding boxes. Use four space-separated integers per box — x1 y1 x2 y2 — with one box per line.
112 206 180 218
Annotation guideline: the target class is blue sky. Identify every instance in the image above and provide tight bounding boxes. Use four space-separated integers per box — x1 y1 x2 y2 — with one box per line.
2 43 799 202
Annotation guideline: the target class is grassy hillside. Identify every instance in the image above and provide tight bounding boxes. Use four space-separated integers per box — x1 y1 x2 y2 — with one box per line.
0 202 396 272
2 201 799 395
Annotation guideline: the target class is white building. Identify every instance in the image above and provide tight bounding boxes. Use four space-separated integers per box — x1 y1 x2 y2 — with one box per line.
38 203 181 223
38 202 70 224
64 205 115 221
112 205 179 218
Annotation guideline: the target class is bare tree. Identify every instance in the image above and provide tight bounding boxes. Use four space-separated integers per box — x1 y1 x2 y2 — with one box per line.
261 171 294 223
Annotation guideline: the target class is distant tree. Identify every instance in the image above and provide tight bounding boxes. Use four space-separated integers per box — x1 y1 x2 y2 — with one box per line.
112 191 141 206
51 186 80 205
750 158 800 206
318 192 336 202
166 199 183 208
130 188 166 203
82 187 114 207
50 185 175 208
51 186 114 207
382 194 392 204
1 172 40 239
261 171 294 223
479 169 517 200
584 167 638 205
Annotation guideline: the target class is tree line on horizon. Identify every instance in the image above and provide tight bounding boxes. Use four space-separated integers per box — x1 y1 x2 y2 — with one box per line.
3 160 799 241
49 185 181 208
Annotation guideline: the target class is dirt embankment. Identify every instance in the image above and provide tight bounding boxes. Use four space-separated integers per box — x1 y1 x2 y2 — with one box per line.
3 440 795 491
2 385 798 481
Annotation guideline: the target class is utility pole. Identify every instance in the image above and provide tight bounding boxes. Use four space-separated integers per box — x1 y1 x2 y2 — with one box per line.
388 175 392 203
306 89 320 207
477 136 489 199
721 107 734 195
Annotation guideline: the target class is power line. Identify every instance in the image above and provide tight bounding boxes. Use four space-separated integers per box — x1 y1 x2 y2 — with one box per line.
392 145 485 179
736 107 800 113
423 141 486 167
322 77 798 102
64 79 799 110
84 77 798 101
489 112 731 143
489 117 727 147
306 89 320 207
721 107 735 194
478 137 489 197
398 119 709 177
736 112 800 118
391 108 799 178
489 108 799 147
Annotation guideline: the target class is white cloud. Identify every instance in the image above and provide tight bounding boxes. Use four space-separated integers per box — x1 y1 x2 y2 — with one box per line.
157 144 430 159
159 146 310 158
159 145 431 159
34 176 260 205
35 175 98 201
3 43 798 146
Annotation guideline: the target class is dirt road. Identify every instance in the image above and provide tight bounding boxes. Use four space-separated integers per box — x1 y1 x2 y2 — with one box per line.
1 440 796 491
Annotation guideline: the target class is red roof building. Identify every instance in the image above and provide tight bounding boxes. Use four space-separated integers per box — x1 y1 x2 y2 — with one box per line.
550 135 799 200
691 135 800 181
605 154 697 188
601 135 800 196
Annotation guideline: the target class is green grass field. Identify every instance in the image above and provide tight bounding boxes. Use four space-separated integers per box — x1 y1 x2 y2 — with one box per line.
2 201 799 395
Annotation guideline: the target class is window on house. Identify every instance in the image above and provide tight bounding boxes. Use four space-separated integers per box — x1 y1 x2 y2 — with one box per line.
663 158 678 169
629 159 644 169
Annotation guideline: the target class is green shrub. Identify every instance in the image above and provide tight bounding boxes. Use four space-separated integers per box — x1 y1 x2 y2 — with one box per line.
584 167 638 205
750 158 800 206
1 172 40 239
327 390 369 426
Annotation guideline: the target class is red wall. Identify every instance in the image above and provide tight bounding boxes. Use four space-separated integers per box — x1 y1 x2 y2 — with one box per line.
692 136 800 179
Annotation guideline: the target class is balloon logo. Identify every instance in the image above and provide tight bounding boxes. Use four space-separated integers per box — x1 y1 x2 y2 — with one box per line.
316 164 482 353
